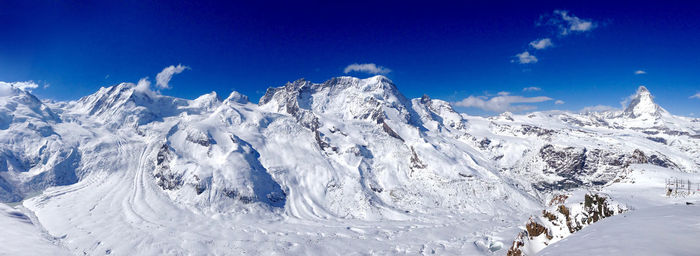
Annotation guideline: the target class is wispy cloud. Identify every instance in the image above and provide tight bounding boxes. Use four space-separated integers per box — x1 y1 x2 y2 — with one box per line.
454 93 552 113
512 51 538 64
580 105 618 113
691 92 700 99
530 38 553 50
0 81 39 91
634 70 646 75
134 77 157 98
0 81 41 97
343 63 391 75
156 64 189 89
513 10 596 65
555 100 565 105
541 10 596 35
523 86 542 92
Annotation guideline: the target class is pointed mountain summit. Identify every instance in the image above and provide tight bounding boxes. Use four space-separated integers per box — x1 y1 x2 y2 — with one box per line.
623 86 667 118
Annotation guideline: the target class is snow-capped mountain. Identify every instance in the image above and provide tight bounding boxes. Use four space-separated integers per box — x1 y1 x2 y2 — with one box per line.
1 77 698 255
623 85 667 119
0 85 77 202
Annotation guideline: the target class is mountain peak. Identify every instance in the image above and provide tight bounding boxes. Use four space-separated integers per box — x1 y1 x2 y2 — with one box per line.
224 91 248 104
624 86 666 118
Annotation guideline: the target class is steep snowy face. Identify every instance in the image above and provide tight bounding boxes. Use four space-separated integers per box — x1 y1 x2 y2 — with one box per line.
410 94 468 132
152 122 286 212
623 86 666 119
254 76 537 219
0 85 77 202
0 84 59 128
72 83 195 128
223 91 249 105
259 76 415 125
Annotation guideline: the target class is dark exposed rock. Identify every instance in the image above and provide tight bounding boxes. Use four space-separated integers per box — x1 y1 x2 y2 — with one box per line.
223 188 256 204
648 154 679 169
409 146 426 170
539 145 587 177
315 130 331 151
508 194 626 255
382 121 404 142
642 130 659 135
526 219 552 240
458 173 473 178
479 138 491 149
646 137 667 144
185 131 215 147
583 194 614 223
154 144 183 190
534 145 678 192
521 125 555 137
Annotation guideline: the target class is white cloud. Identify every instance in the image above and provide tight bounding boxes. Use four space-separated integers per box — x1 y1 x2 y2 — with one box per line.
497 91 510 96
523 86 542 92
580 105 618 113
555 100 565 105
343 63 391 75
134 77 157 98
156 64 189 89
530 38 553 50
0 83 14 97
690 92 700 99
542 10 596 35
634 70 646 75
513 51 538 64
0 81 39 92
454 94 552 113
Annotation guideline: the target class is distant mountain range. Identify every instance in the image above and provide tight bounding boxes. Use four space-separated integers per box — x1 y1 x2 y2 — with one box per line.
1 76 698 255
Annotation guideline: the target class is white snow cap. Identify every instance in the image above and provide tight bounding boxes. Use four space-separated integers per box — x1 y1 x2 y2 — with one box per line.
624 86 666 118
225 91 249 104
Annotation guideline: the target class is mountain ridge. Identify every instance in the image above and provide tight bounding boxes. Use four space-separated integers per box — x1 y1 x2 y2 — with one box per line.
1 77 699 255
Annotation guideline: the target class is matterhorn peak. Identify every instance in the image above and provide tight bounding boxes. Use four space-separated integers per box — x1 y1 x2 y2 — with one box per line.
624 86 667 118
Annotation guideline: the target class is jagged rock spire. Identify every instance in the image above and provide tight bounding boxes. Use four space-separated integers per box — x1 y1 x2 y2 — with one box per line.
624 86 666 118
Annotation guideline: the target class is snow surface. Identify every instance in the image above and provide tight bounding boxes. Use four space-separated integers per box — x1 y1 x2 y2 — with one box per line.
0 78 699 255
0 203 69 255
539 203 700 256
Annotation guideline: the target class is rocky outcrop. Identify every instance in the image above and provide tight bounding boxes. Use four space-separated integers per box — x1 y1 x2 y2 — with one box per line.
507 193 627 256
534 145 679 191
153 144 182 191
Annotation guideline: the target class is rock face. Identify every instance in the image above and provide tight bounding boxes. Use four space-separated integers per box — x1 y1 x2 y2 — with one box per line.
532 145 678 191
507 193 627 256
624 86 666 119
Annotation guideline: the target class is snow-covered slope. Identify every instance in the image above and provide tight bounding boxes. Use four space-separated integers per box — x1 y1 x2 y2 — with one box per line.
0 83 78 202
0 203 69 255
538 165 700 256
0 78 698 255
538 202 700 256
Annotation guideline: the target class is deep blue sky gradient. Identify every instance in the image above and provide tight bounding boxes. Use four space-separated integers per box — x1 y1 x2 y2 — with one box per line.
2 0 700 115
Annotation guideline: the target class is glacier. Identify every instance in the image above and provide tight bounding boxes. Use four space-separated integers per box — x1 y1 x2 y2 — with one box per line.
0 76 699 255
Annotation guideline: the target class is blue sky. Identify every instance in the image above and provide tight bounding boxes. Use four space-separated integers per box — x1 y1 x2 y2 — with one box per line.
2 1 700 116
